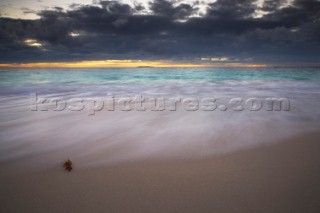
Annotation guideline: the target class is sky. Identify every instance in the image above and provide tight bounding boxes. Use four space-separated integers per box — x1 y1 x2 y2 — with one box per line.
0 0 320 67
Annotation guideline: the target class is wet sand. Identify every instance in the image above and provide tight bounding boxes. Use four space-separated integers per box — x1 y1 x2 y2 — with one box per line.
1 131 320 213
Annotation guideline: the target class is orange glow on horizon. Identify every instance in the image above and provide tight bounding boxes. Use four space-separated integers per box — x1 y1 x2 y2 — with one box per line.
0 60 267 68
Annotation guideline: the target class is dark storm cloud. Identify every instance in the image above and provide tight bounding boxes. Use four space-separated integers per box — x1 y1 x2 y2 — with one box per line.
100 0 133 15
261 0 287 12
264 0 320 24
149 0 196 19
0 0 320 64
206 0 257 19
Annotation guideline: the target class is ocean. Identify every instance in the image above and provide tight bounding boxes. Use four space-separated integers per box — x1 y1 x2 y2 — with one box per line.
1 67 320 168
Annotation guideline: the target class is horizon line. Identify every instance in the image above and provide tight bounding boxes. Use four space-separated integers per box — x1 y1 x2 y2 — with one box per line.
0 60 268 68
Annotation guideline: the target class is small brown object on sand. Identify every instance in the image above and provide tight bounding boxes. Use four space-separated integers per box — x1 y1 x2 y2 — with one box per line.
63 159 73 172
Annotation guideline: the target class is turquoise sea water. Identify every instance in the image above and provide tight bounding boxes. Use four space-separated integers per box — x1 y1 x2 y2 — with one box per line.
1 67 320 84
1 67 320 95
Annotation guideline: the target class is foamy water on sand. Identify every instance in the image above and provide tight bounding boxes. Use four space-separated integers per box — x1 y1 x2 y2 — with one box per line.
1 68 320 168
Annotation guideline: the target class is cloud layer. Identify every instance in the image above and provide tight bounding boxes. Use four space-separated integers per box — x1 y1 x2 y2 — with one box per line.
0 0 320 65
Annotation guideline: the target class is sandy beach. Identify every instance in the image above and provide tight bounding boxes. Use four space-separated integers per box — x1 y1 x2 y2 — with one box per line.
1 131 320 213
